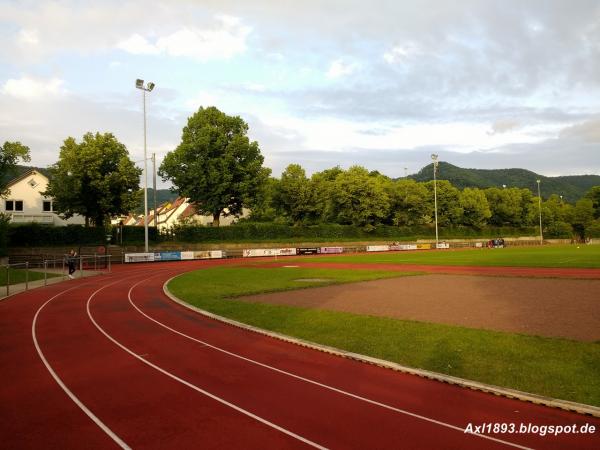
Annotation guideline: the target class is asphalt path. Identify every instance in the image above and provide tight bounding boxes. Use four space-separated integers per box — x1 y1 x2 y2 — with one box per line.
1 259 598 449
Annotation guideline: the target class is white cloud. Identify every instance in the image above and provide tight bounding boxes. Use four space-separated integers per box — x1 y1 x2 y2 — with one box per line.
1 77 66 100
184 91 219 110
17 29 39 45
326 59 359 79
383 43 420 64
116 34 159 55
116 15 251 61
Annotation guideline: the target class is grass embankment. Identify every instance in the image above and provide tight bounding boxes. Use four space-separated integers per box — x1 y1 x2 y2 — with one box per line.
298 244 600 268
168 266 600 407
0 267 59 285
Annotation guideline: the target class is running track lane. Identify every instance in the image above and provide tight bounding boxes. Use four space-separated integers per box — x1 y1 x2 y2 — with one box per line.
0 260 597 449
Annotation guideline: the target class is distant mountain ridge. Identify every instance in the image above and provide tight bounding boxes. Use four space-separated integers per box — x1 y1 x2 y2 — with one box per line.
410 162 600 202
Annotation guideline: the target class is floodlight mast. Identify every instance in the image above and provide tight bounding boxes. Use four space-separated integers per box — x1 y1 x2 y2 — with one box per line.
431 154 439 249
536 179 543 245
135 79 155 253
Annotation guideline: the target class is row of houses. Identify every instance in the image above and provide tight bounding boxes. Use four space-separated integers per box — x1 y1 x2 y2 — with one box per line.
1 169 246 229
119 198 248 230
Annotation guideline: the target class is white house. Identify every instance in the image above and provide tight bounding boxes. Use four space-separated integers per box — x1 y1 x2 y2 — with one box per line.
1 170 85 225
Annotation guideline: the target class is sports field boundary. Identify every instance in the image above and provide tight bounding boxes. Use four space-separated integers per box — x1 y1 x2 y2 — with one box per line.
163 277 600 418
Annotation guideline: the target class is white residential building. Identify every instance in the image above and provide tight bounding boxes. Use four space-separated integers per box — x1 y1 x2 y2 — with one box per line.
118 197 249 231
1 170 85 225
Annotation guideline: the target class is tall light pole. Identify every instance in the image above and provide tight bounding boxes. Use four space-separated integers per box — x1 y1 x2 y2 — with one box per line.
135 79 155 253
431 154 439 249
536 179 543 245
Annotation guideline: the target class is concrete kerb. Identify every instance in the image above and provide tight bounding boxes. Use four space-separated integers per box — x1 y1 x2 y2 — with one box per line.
162 276 600 419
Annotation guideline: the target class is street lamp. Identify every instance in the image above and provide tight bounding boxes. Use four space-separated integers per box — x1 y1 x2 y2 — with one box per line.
431 154 439 249
135 79 155 253
536 179 543 245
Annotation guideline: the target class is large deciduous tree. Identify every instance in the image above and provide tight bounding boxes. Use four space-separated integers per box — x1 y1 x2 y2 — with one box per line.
460 187 491 228
330 166 390 228
0 141 31 196
273 164 314 225
44 132 141 227
159 107 269 226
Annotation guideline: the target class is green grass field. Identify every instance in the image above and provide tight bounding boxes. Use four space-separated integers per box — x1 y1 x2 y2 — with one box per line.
296 244 600 268
0 267 59 285
168 266 600 406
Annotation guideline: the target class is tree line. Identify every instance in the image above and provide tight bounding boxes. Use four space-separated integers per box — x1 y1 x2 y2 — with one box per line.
248 164 600 238
2 105 599 240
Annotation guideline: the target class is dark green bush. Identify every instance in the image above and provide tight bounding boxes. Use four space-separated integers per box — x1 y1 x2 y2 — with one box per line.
8 223 107 247
171 223 537 243
0 214 10 256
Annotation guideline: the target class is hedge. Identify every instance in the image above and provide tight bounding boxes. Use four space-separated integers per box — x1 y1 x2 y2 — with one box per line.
8 223 108 247
5 222 542 247
171 223 538 243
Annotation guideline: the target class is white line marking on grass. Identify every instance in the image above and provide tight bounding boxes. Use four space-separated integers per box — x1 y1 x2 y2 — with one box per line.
88 278 328 450
32 283 132 450
129 278 532 450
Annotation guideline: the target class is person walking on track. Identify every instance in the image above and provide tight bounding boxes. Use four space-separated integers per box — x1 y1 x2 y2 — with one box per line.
67 250 78 279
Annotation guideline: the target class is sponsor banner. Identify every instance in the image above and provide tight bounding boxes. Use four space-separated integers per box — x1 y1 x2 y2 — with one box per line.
180 251 194 260
390 244 417 251
243 248 296 257
436 242 450 249
320 246 344 254
297 247 320 255
157 251 181 261
367 245 390 252
124 252 155 263
416 243 431 250
475 242 483 248
192 250 224 259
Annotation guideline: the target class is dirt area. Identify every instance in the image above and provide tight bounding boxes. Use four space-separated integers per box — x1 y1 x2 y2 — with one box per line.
239 274 600 341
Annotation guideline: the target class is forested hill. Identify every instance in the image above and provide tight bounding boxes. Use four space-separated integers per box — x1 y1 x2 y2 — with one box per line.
410 162 600 202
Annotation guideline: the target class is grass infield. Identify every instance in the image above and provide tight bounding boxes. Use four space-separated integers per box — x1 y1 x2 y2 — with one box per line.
168 266 600 407
293 244 600 268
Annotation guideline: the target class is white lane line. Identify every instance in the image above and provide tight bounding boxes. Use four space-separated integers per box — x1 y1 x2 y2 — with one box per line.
88 281 328 450
129 279 533 450
32 282 132 450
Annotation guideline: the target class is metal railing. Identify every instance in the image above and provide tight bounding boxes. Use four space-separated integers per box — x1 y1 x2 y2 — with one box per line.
1 255 111 297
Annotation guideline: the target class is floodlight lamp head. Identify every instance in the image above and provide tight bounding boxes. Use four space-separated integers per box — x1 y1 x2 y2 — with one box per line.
136 79 144 89
431 153 438 161
536 179 541 184
147 82 155 91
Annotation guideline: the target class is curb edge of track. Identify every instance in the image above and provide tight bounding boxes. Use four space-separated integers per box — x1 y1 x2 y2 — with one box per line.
163 279 600 419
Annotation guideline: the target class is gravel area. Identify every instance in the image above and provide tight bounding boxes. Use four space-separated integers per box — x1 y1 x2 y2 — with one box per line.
239 274 600 341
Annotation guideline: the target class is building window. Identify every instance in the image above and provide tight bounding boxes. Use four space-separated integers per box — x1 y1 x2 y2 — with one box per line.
5 200 23 211
43 200 53 212
28 178 38 188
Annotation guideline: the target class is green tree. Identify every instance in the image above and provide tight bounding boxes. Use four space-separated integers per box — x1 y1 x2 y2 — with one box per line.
0 141 31 196
246 176 279 222
309 166 343 223
45 132 141 227
460 188 491 228
273 164 313 224
571 198 595 239
584 186 600 219
159 107 269 226
387 179 430 226
330 166 390 228
425 180 462 226
485 187 530 226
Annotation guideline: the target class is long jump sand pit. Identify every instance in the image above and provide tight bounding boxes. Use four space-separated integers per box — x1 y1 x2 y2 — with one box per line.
239 274 600 341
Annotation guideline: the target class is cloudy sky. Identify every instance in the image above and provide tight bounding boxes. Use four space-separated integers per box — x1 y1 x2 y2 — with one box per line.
1 0 599 186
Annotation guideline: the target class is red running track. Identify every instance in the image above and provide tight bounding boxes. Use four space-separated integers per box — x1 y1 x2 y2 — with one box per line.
1 259 598 449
